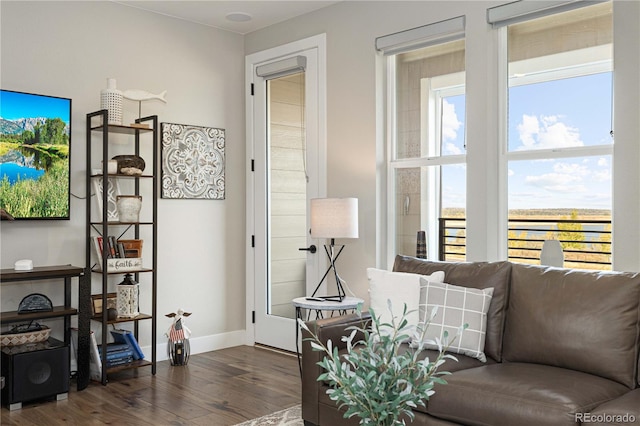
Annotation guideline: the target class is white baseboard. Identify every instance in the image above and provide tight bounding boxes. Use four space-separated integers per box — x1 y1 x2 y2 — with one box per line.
145 329 247 361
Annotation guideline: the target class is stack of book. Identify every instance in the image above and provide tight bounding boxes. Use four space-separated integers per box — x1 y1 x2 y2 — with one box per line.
89 329 145 380
92 236 129 262
100 342 134 368
110 329 145 360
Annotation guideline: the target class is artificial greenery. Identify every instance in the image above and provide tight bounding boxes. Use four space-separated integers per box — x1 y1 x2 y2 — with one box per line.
299 302 466 426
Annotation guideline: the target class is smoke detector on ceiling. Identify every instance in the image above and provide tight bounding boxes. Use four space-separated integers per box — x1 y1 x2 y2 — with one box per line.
226 12 252 22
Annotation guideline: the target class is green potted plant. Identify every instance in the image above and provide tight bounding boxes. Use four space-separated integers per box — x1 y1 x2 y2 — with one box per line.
299 302 466 426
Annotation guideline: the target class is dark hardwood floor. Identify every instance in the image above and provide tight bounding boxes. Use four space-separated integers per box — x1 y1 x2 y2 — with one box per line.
1 345 301 425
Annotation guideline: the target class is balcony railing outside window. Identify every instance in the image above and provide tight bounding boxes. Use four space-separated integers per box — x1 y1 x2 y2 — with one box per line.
438 218 612 270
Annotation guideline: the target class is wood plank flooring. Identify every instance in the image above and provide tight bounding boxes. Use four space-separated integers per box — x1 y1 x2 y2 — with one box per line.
1 345 301 425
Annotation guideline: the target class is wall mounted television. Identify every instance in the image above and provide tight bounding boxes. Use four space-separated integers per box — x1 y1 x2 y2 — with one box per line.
0 89 71 220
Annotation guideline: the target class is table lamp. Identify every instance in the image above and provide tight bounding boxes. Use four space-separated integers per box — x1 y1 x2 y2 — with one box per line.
309 197 359 301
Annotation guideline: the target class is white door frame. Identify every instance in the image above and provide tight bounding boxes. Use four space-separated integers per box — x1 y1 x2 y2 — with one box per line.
245 34 327 348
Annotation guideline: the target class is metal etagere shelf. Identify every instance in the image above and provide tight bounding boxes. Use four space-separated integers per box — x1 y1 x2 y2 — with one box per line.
84 110 157 385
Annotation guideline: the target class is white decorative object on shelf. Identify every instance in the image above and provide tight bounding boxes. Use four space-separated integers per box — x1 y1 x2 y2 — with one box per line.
97 257 143 273
123 88 167 124
14 259 33 271
117 274 140 318
122 89 167 103
100 78 123 125
116 195 142 222
92 177 120 221
100 160 117 174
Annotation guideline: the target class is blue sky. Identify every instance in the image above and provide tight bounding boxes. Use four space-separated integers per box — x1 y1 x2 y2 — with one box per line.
441 72 612 211
0 90 71 123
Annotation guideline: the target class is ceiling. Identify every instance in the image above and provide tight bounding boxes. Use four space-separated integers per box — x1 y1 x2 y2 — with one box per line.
114 1 342 35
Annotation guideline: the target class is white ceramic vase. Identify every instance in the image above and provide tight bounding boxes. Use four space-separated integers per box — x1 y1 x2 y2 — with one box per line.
116 195 142 222
100 78 123 125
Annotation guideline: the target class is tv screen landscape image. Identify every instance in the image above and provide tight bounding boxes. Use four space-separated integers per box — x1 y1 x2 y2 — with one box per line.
0 89 71 220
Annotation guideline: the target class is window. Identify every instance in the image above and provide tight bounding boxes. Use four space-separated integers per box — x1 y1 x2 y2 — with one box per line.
388 36 466 262
505 2 613 269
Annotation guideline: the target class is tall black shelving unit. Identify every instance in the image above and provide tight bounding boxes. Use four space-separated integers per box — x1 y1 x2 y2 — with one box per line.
84 110 157 385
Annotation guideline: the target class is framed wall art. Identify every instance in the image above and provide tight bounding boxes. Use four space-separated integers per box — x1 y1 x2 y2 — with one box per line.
160 123 225 199
91 293 117 317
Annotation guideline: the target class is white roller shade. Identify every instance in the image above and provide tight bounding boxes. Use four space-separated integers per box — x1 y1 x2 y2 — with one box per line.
375 16 465 56
255 56 306 80
487 0 607 28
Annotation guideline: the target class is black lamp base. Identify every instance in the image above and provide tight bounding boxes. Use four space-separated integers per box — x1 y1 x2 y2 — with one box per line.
310 242 347 302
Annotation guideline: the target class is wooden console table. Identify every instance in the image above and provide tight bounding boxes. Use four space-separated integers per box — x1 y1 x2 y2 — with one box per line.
0 265 90 391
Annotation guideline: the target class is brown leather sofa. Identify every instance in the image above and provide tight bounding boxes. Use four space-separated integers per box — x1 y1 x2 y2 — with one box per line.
301 255 640 426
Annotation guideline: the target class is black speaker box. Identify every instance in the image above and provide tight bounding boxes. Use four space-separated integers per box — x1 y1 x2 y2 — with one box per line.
1 338 69 410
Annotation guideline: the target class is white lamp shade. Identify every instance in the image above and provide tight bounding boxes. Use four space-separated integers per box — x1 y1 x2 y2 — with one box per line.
310 198 359 239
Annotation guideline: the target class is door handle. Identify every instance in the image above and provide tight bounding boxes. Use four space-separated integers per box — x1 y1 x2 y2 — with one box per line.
299 245 317 254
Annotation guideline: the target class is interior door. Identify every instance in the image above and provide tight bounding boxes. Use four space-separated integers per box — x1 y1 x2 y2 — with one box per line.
247 36 326 352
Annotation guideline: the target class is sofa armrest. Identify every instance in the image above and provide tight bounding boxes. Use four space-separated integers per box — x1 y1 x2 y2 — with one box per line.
301 312 372 425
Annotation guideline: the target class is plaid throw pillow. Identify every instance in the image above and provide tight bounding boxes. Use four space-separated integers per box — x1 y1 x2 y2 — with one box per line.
414 279 494 362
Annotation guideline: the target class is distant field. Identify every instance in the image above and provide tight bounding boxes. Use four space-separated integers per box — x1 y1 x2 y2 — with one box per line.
442 208 611 220
438 207 612 270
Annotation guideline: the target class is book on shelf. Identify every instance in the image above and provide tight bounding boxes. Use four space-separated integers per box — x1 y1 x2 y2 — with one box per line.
108 236 118 258
110 329 145 360
89 330 102 381
118 242 126 259
70 327 79 374
98 347 134 362
100 342 130 354
105 355 134 368
92 236 105 264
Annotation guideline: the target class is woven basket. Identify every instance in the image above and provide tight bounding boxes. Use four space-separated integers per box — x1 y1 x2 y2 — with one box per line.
0 326 51 347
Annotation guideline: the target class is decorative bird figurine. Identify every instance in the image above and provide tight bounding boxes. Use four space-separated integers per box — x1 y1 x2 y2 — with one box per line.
165 308 192 341
123 89 167 103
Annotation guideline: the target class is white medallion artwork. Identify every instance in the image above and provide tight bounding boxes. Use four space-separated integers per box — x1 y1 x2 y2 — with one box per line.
161 123 225 199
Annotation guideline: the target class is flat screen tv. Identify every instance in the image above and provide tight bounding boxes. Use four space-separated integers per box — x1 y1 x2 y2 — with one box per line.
0 89 71 220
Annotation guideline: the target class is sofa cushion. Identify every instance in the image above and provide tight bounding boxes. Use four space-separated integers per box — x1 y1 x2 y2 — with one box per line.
413 279 493 362
367 268 444 332
589 389 640 425
427 363 630 426
393 256 511 361
503 263 640 388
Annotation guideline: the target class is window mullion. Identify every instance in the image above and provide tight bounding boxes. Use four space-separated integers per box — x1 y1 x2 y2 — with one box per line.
506 145 613 162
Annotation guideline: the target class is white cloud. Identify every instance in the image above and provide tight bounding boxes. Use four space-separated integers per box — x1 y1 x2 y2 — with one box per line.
517 114 540 148
516 114 584 150
593 169 611 182
444 142 462 155
552 162 588 176
524 161 588 193
508 169 515 176
597 157 608 167
442 98 462 152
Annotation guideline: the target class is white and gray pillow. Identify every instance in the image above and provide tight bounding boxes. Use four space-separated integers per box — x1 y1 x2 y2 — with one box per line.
414 279 494 362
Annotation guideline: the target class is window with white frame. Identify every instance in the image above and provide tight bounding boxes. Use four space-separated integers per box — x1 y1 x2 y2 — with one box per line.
384 32 467 262
503 1 613 269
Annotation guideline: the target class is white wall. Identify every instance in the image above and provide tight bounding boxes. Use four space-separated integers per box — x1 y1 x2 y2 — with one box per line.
0 1 246 355
245 0 640 306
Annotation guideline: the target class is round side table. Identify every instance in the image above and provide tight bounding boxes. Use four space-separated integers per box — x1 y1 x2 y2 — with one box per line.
292 296 364 377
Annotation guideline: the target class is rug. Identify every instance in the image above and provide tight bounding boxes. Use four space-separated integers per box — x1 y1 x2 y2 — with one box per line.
234 405 303 426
